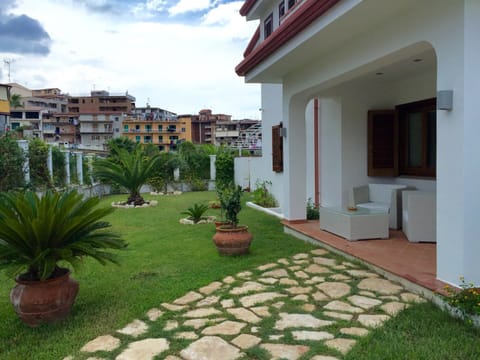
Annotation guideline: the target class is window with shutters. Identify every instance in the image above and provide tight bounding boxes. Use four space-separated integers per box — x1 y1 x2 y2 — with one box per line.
272 124 283 172
368 98 436 178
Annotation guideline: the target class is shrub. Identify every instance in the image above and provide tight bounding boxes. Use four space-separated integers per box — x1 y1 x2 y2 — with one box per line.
28 138 51 189
0 135 25 191
215 150 234 190
181 203 210 223
306 198 320 220
218 184 243 227
252 180 278 208
445 277 480 320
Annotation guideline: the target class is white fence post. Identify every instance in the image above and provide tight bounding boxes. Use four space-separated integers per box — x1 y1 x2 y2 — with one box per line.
16 140 30 184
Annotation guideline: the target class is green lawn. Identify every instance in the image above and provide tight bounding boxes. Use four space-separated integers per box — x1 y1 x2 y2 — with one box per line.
0 191 478 359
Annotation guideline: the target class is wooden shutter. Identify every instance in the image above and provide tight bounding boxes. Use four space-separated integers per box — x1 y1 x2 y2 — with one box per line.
272 124 283 172
368 110 398 177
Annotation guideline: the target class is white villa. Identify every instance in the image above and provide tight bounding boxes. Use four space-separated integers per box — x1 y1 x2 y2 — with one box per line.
235 0 480 287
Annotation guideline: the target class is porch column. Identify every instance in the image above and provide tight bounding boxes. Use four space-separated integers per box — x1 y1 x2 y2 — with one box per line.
63 151 71 185
209 155 216 180
47 146 53 181
74 151 83 185
283 96 307 220
16 140 30 184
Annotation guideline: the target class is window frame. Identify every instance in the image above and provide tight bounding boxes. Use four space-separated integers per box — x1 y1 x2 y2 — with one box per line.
264 12 273 39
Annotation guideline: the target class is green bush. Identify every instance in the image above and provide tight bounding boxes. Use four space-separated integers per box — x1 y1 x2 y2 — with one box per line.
306 198 319 220
0 135 25 191
215 149 234 190
181 203 209 223
28 138 51 189
252 180 278 208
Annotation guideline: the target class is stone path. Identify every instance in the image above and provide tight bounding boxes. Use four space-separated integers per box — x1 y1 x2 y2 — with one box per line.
66 249 425 360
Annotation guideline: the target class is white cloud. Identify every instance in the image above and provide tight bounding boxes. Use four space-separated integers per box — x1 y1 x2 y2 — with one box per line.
168 0 213 16
2 0 260 119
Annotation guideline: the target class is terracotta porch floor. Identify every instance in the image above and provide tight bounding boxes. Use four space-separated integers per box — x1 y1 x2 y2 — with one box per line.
283 220 448 295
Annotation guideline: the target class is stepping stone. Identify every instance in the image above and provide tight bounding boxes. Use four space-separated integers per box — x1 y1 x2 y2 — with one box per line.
183 318 225 329
346 270 379 278
230 281 267 295
174 332 198 340
293 260 309 265
380 295 400 301
325 338 356 355
272 301 285 309
279 278 299 286
196 296 220 307
313 257 337 267
311 356 340 360
63 357 74 360
240 292 285 307
250 306 270 317
223 276 236 284
358 290 376 297
269 334 284 340
286 286 312 295
347 295 382 309
165 356 183 360
251 326 259 333
324 311 353 321
199 281 223 295
261 343 310 360
81 335 121 353
312 291 328 301
305 264 330 274
257 263 278 271
161 303 186 311
289 265 302 271
174 291 203 305
263 268 289 278
311 249 329 256
117 320 148 337
201 320 246 335
116 338 169 360
333 265 347 270
302 304 316 312
274 313 333 330
258 277 278 285
317 282 351 298
221 299 235 308
381 302 408 316
292 330 334 341
310 276 326 283
146 308 163 321
227 308 262 323
401 292 426 303
294 271 309 279
236 271 252 278
180 336 242 360
340 327 369 337
231 334 261 349
293 294 309 302
358 278 403 295
184 307 222 318
324 301 363 313
358 314 390 328
342 262 357 267
293 253 310 260
278 258 290 265
164 320 178 331
329 274 351 281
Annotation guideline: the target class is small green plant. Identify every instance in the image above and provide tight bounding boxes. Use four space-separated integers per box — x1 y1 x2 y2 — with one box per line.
306 198 320 220
445 277 480 320
252 179 278 208
218 184 243 228
181 203 210 223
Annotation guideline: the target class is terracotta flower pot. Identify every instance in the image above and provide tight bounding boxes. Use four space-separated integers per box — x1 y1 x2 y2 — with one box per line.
212 225 252 255
10 269 79 327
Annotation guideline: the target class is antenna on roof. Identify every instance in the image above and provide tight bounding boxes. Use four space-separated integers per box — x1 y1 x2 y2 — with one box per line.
3 58 15 82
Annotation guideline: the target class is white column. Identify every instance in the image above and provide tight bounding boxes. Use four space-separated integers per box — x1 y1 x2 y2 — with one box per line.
209 155 216 180
283 95 308 220
74 152 83 185
47 146 53 180
174 167 180 181
63 151 71 185
87 155 94 184
16 140 30 184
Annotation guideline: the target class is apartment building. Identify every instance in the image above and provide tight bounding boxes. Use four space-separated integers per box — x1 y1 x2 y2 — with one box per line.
0 84 11 133
42 113 79 145
123 107 190 151
178 109 232 145
215 119 261 147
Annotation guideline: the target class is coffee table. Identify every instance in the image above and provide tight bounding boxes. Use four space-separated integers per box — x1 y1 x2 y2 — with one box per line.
319 206 389 241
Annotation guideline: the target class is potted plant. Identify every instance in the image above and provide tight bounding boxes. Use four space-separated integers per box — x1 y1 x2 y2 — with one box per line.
0 190 127 327
212 184 252 255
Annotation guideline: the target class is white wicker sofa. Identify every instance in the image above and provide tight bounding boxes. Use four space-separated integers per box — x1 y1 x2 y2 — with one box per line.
349 183 409 229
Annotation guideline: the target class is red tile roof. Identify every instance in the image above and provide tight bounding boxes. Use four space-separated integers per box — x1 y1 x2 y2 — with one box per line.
236 0 340 77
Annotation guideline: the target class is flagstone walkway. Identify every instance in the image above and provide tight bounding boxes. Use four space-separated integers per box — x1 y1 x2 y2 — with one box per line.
65 249 425 360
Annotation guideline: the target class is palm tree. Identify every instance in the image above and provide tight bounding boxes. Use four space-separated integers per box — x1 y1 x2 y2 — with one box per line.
93 144 160 205
9 94 22 109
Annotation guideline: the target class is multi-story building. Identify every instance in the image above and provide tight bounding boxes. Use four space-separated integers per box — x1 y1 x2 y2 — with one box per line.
178 109 232 145
215 119 261 147
67 90 135 151
123 107 191 151
0 84 11 133
42 113 79 145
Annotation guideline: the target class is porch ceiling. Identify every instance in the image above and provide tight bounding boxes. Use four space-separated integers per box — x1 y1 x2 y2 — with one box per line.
244 0 420 84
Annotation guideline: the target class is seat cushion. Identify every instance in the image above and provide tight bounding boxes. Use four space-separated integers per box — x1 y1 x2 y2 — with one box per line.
357 202 390 213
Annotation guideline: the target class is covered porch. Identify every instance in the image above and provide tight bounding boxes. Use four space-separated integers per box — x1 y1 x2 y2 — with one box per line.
283 220 446 294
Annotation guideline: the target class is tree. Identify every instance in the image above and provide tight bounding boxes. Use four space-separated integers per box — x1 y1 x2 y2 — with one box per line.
148 151 180 193
9 94 22 109
0 135 25 191
178 141 210 185
93 144 160 205
28 138 51 189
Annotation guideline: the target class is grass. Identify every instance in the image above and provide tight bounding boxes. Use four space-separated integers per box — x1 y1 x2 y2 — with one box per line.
0 191 478 359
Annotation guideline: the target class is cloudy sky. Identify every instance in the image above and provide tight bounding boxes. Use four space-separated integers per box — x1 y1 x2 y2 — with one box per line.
0 0 261 119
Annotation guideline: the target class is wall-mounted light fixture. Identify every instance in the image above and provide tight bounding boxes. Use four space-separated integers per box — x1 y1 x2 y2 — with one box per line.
280 127 287 137
437 90 453 111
